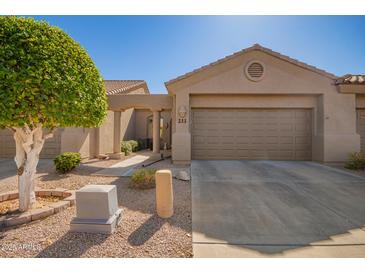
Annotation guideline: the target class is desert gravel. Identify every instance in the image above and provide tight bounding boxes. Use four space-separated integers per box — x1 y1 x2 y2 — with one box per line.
0 154 192 258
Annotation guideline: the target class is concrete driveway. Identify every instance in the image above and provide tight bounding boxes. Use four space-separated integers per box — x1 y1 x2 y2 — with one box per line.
191 160 365 257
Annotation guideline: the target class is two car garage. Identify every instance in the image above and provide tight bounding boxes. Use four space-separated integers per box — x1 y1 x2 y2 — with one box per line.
191 108 313 160
166 45 363 163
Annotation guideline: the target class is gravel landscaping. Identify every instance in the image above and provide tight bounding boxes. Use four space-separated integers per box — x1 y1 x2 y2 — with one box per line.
0 154 192 258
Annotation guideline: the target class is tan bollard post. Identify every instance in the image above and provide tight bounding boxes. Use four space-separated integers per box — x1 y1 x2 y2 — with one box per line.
155 169 173 218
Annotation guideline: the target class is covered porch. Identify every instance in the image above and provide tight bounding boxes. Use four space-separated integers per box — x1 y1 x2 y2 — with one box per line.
106 94 173 159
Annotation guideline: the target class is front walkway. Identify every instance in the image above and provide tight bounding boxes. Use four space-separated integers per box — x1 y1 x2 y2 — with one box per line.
92 150 190 180
191 160 365 257
92 151 159 177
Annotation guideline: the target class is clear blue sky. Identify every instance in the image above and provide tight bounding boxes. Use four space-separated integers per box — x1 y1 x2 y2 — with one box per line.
31 16 365 93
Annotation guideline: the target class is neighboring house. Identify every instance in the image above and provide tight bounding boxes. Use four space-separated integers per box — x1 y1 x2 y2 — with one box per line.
0 80 171 159
1 44 364 163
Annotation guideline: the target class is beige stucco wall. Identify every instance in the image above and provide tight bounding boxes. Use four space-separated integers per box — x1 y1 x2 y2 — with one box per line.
0 128 62 159
55 108 140 158
135 110 151 140
60 128 95 158
167 49 360 163
97 110 114 155
121 108 136 140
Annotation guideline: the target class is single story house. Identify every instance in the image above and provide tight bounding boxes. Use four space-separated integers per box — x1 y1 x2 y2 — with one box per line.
1 44 364 164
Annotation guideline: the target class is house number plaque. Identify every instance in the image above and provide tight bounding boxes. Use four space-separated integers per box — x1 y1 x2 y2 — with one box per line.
178 106 187 123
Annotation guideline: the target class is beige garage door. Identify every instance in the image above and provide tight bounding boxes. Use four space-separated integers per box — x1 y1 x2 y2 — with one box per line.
357 109 365 152
191 108 312 160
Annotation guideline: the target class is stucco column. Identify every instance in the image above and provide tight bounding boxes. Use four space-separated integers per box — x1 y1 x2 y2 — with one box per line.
111 110 123 159
152 109 161 154
319 93 360 162
172 92 191 164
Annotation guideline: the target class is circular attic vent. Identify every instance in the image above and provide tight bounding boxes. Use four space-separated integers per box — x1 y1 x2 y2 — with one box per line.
245 61 265 81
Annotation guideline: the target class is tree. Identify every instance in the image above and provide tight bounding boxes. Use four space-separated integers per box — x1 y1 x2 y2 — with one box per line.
0 16 108 211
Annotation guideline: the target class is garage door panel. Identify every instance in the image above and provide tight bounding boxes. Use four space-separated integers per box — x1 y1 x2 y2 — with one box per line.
296 136 311 144
249 150 268 158
266 136 279 144
193 123 216 130
192 108 312 160
278 136 294 144
236 137 250 144
295 124 311 132
267 150 294 159
278 123 294 130
236 149 250 157
295 151 312 160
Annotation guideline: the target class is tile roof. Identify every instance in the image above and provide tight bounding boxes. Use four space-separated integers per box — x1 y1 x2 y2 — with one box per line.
336 75 365 85
165 44 337 87
104 80 149 95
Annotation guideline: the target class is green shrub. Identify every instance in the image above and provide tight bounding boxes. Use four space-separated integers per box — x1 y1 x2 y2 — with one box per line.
121 141 132 156
54 152 81 173
137 139 146 150
128 140 139 152
121 140 139 155
345 152 365 170
129 168 157 189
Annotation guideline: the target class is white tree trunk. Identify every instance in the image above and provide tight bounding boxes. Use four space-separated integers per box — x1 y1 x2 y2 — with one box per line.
13 125 53 212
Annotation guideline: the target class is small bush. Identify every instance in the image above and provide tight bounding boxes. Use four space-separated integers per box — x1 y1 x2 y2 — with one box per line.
54 152 81 173
129 168 157 189
137 139 148 150
121 141 132 156
345 152 365 170
137 139 144 150
121 140 139 155
127 140 139 152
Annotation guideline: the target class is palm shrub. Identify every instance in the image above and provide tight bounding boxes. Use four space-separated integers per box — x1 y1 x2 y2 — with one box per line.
54 152 81 173
129 168 157 189
345 152 365 170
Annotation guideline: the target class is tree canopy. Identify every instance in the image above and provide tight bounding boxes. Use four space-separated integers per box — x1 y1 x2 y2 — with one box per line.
0 16 107 129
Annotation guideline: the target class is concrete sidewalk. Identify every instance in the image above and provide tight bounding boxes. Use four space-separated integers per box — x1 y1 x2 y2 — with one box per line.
92 154 152 177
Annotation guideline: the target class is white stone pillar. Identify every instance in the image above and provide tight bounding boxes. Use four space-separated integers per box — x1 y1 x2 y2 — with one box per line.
152 110 161 154
111 110 123 159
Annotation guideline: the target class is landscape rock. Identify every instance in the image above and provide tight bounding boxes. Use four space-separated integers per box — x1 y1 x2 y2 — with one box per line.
175 170 190 181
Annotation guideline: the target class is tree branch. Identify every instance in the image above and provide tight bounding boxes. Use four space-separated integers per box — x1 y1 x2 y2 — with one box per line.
43 126 55 140
43 131 54 140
